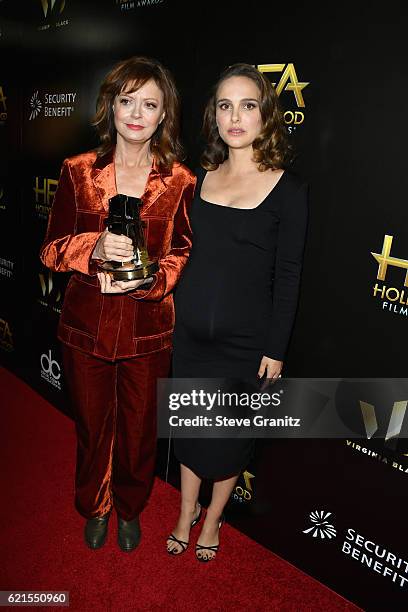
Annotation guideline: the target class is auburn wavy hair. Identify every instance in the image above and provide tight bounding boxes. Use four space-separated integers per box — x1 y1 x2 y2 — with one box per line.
201 63 293 172
92 56 183 169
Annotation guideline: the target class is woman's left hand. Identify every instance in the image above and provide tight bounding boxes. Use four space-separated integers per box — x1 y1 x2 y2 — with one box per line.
257 356 283 388
97 272 153 294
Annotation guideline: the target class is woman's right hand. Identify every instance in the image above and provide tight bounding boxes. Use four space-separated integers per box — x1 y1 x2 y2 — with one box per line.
92 229 134 262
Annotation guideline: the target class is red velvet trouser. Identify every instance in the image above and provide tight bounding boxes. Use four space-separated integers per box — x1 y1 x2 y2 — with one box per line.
62 345 171 521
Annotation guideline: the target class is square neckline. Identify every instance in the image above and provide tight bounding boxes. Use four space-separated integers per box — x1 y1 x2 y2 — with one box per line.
199 168 287 211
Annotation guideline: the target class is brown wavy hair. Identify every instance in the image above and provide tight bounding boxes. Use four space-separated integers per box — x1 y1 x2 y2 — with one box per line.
201 63 293 172
92 56 184 169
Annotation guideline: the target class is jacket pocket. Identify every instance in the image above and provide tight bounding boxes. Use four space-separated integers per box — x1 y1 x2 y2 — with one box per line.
60 275 101 338
133 293 174 339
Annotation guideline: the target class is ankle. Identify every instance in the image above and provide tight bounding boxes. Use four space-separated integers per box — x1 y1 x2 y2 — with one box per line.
180 501 199 515
204 508 223 524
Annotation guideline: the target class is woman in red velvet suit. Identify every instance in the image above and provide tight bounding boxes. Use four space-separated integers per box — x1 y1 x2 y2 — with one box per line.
40 56 195 552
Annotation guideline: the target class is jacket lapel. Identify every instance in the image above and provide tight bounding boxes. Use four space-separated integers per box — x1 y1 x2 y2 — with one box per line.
91 150 116 212
141 156 172 215
91 149 172 214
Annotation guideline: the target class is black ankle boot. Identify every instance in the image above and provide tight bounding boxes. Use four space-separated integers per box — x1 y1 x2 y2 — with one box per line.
117 515 141 552
84 513 110 549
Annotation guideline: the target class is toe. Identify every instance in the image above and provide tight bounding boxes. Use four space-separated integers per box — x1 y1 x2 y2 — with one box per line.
169 542 181 555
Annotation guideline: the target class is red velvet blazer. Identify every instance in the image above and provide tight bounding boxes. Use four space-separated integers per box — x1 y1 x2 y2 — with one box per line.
40 149 196 360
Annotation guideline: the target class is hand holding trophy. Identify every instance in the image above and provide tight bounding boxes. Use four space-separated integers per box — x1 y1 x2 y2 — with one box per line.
98 194 159 281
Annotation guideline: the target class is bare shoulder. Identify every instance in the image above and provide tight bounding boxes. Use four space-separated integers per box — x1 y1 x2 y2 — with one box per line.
262 167 285 187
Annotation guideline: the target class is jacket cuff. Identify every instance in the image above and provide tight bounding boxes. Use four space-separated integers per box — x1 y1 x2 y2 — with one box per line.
128 269 166 301
54 232 101 275
264 349 285 361
84 232 103 276
264 329 287 361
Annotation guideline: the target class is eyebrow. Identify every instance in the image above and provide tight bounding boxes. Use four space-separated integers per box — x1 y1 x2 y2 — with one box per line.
120 92 160 101
216 97 259 103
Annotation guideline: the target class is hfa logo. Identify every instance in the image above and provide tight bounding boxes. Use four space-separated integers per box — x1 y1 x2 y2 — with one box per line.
257 63 309 131
33 176 58 215
40 0 66 18
372 235 408 287
232 470 255 504
0 86 7 122
40 349 61 390
371 235 408 317
257 63 309 107
303 510 337 540
0 318 13 352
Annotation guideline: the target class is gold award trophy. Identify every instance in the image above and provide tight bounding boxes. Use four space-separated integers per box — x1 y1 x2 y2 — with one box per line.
98 194 158 281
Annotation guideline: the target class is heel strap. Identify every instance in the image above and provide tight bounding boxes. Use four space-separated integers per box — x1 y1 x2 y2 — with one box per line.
191 504 202 527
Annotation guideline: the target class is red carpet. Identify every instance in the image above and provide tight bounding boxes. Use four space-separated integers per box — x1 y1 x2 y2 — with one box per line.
0 367 361 611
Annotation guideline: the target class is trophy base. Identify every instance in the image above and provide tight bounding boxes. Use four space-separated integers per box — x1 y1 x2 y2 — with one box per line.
98 259 159 282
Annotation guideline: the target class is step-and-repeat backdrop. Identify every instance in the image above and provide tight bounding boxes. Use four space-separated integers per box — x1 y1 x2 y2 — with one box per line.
1 1 407 609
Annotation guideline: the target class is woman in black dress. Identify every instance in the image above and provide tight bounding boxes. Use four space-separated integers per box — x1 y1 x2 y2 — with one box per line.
166 64 308 560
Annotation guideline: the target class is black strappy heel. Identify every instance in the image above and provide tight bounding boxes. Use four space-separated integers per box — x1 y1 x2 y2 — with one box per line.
166 503 202 555
195 514 225 562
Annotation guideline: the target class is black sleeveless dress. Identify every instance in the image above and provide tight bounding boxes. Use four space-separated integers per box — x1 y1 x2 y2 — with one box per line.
172 166 308 479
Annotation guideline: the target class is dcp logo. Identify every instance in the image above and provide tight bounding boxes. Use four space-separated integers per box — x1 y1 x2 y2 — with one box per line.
41 349 61 379
40 349 61 389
